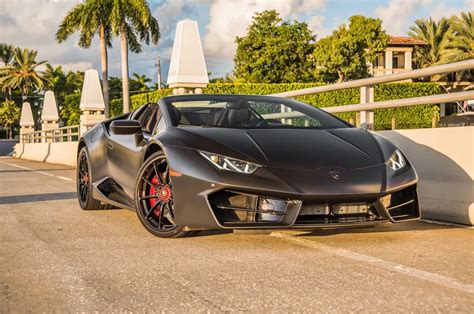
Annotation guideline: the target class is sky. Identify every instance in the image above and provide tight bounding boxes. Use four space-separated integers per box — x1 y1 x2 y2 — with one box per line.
0 0 472 82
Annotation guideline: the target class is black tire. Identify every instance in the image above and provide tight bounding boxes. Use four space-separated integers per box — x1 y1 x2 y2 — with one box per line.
135 151 189 238
77 147 111 210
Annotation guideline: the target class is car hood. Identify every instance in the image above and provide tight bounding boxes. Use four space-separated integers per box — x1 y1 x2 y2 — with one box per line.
167 127 385 170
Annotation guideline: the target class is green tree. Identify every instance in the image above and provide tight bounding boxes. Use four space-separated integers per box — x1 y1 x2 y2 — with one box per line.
64 71 85 94
447 12 473 61
56 0 113 117
132 73 151 91
110 0 160 113
313 15 388 83
0 43 16 65
57 71 85 124
234 10 316 83
44 64 66 93
408 18 452 70
0 48 48 98
447 12 474 81
209 74 236 83
108 76 123 99
60 93 82 126
0 99 20 139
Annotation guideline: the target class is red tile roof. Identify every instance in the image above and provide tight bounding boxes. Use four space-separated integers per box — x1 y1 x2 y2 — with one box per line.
388 36 426 46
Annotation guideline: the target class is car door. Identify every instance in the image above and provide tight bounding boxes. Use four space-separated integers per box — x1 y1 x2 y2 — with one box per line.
107 104 160 202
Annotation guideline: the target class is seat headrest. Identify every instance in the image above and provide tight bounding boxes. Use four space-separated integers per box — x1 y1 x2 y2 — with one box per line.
226 101 250 110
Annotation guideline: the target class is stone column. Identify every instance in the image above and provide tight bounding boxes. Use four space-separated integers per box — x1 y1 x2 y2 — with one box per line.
404 50 412 70
167 19 209 95
360 85 374 130
385 50 393 75
80 69 105 135
19 102 35 142
41 91 59 143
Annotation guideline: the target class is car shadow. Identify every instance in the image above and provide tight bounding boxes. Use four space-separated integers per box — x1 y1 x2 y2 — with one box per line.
0 168 73 173
293 220 462 237
186 229 233 237
0 192 77 205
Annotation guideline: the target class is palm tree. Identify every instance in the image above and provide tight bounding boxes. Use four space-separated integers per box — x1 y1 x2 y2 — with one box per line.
447 12 473 61
0 48 48 99
110 0 159 113
408 18 452 71
132 73 151 91
56 0 113 117
0 43 16 65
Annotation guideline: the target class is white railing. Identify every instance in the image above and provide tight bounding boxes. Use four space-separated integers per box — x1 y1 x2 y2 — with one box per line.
21 125 80 144
264 91 474 118
270 59 474 129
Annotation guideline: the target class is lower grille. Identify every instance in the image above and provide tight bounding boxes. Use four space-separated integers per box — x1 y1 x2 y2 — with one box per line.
295 202 384 225
209 190 287 226
381 185 419 221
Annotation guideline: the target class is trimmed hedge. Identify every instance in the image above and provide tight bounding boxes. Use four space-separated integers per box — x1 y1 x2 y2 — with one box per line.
124 82 440 130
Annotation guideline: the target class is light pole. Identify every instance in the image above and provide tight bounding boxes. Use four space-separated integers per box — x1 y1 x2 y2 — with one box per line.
155 56 161 90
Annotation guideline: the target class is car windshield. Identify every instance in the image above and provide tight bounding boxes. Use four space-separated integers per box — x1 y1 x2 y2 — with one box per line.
165 95 350 129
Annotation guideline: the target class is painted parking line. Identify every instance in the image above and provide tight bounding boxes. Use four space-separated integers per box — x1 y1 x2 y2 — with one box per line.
271 232 474 295
0 161 73 182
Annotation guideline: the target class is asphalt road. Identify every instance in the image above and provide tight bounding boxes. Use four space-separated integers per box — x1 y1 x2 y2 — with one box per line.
1 157 473 312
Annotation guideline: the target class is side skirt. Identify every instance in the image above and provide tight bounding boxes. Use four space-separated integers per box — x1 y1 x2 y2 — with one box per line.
92 177 136 211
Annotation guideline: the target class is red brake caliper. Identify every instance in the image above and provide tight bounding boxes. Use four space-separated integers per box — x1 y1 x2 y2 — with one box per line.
149 176 160 215
149 176 172 217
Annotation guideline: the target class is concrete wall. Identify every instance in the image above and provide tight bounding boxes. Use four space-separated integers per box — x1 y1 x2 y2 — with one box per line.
14 142 78 167
379 127 473 226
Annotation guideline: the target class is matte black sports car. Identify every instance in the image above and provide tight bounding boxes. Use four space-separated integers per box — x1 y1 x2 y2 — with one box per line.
77 94 420 238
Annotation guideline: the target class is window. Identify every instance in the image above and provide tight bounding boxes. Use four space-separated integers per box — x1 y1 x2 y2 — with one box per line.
133 103 161 134
165 96 349 130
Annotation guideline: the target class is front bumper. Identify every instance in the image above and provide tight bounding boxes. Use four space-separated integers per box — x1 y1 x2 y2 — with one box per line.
166 146 420 229
206 184 419 229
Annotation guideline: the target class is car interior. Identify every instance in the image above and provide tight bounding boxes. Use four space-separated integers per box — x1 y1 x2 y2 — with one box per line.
170 101 263 127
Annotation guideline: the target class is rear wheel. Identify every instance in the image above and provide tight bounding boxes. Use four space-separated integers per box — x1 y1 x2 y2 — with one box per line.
135 151 189 238
77 147 109 210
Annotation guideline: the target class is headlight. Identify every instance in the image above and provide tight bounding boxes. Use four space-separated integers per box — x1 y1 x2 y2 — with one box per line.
199 151 260 174
387 149 406 170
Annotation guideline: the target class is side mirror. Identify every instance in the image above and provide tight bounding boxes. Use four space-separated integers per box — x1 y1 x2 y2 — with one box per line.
110 120 142 135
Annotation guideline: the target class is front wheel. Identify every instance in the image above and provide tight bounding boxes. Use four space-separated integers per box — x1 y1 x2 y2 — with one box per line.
135 152 189 238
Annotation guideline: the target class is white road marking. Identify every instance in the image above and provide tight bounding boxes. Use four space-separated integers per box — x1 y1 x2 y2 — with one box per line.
56 176 74 181
38 171 54 177
0 161 73 182
271 232 474 295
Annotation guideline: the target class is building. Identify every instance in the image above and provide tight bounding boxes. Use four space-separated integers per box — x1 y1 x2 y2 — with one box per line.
370 36 426 77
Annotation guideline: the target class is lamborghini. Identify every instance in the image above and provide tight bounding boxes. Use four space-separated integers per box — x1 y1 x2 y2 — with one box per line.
77 94 420 238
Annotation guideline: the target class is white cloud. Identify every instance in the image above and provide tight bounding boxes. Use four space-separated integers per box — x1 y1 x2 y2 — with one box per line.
0 0 106 73
376 0 473 35
375 0 431 35
307 15 331 39
428 0 474 20
203 0 326 60
52 62 94 72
